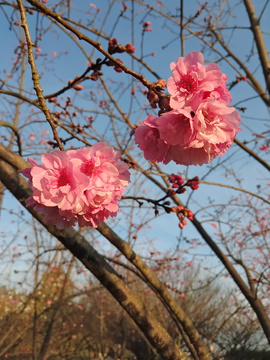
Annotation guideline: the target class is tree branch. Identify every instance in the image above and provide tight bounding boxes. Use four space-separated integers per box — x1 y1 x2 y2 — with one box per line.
0 143 188 360
243 0 270 96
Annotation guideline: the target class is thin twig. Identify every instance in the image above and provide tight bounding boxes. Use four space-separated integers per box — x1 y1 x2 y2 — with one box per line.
0 121 22 155
234 138 270 172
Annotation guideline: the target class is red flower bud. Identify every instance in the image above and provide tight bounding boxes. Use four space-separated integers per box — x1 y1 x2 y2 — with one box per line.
113 59 123 73
147 90 159 108
108 38 118 53
125 43 135 54
73 85 83 91
143 21 151 27
114 67 123 73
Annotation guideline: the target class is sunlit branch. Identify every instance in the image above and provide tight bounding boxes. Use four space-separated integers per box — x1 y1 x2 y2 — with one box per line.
44 65 93 100
244 0 270 96
138 1 270 106
26 0 165 99
0 89 40 108
8 50 26 155
99 76 134 129
17 0 64 151
0 121 22 155
0 143 189 360
234 138 270 172
212 30 270 106
64 17 161 79
52 117 98 147
199 180 270 205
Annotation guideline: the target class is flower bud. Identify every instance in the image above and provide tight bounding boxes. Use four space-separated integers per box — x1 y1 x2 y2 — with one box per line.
125 43 135 54
114 59 123 73
73 85 83 91
143 21 151 27
147 90 159 108
108 38 118 53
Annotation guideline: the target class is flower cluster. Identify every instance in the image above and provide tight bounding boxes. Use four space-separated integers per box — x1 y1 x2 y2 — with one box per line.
108 38 135 55
135 51 241 165
168 174 199 193
21 143 130 229
171 206 194 229
142 21 153 32
169 174 185 188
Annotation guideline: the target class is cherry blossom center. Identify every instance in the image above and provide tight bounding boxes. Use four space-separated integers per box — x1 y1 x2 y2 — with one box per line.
57 168 70 187
80 159 96 176
179 74 197 93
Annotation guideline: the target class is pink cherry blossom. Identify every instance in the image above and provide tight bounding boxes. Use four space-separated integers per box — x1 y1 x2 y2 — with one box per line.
165 101 240 165
28 150 88 210
135 51 241 166
164 145 209 165
201 73 232 104
192 99 240 147
156 109 194 146
134 114 170 162
167 51 229 108
135 100 240 166
21 143 130 229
